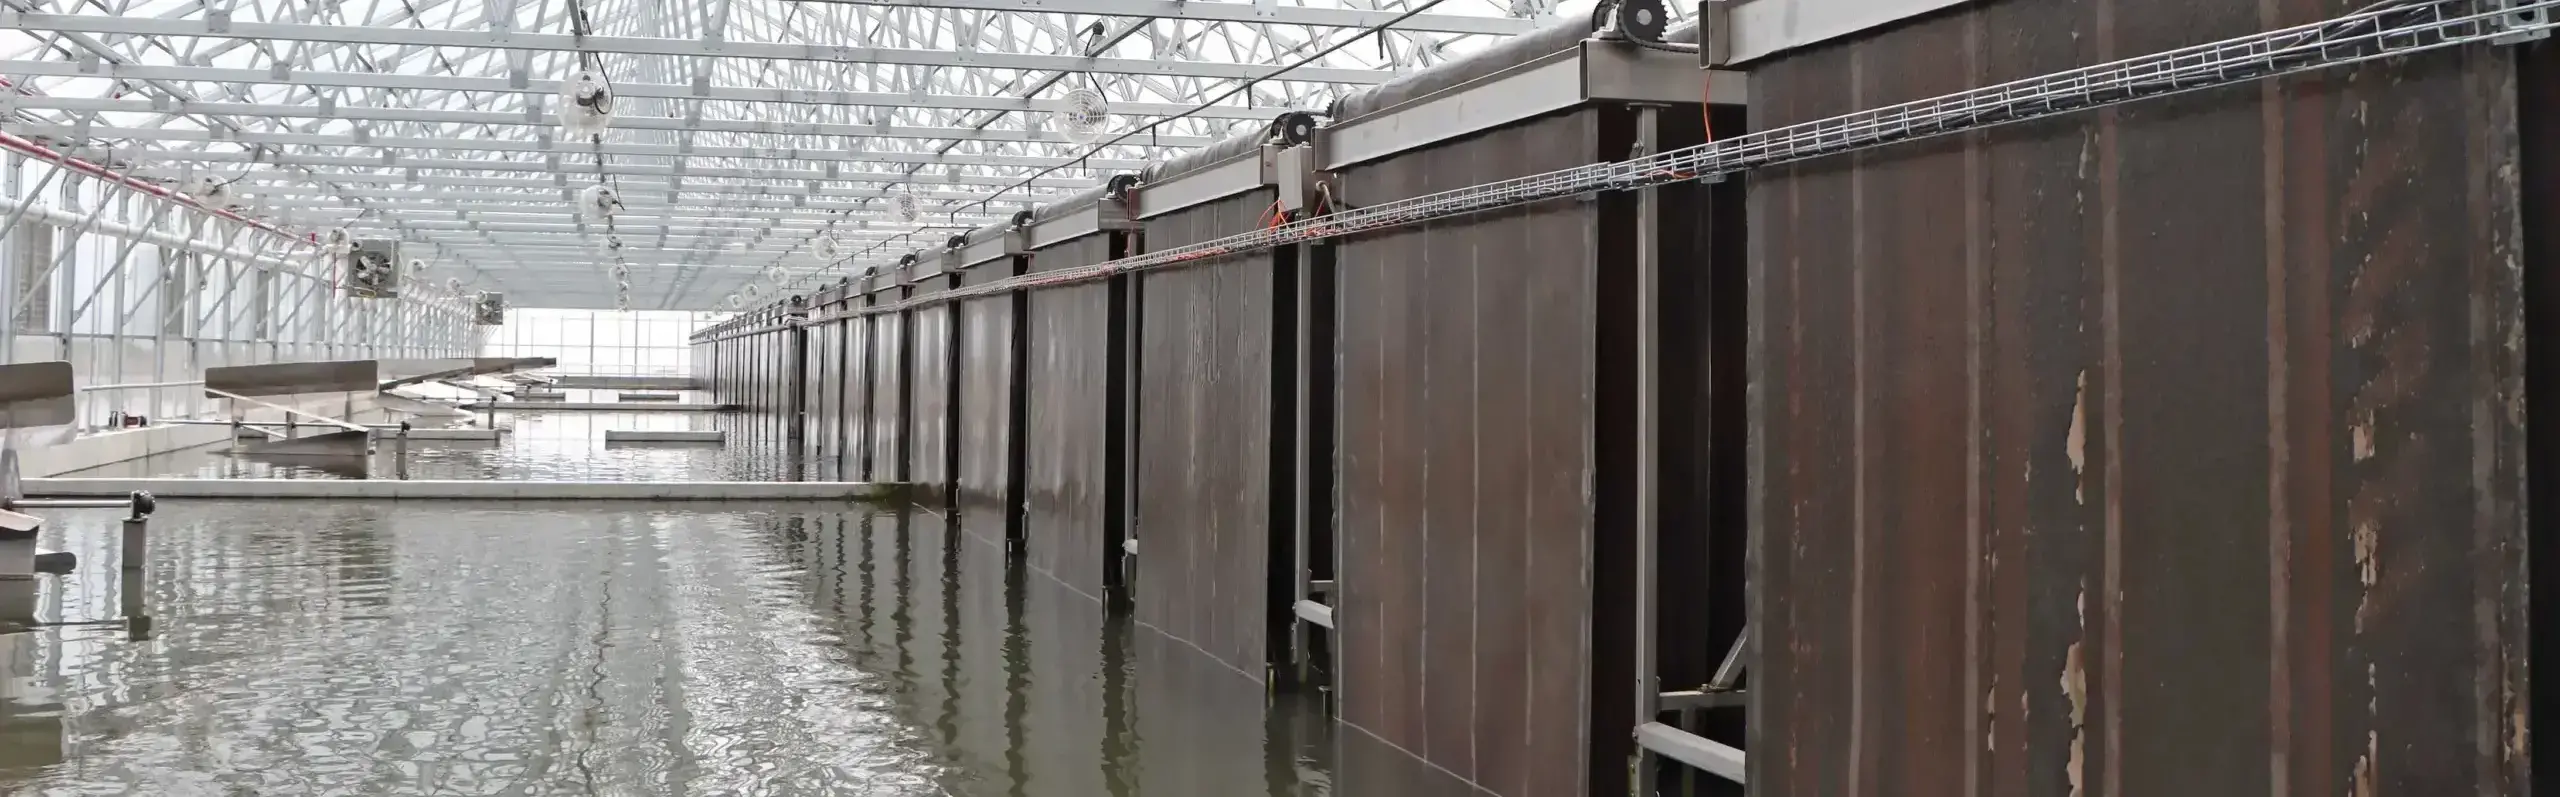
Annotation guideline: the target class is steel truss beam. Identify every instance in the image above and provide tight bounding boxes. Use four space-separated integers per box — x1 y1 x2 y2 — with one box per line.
0 13 1398 83
0 60 1295 120
223 183 1057 204
3 96 1232 148
803 0 1537 34
126 162 1097 189
39 130 1155 171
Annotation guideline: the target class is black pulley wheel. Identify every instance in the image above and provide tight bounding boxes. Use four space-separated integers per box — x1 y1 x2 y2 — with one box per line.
1615 0 1670 42
1274 111 1319 146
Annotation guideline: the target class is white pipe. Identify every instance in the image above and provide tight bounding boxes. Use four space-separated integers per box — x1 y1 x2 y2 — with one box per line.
0 196 303 273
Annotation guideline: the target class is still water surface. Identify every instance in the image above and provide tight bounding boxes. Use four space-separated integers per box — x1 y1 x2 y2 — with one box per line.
0 503 1331 796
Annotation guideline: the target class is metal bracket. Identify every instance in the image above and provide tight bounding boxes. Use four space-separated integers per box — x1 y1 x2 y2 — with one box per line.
1700 0 1734 66
2488 0 2552 41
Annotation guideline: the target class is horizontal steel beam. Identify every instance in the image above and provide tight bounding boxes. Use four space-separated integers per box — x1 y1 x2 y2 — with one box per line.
120 159 1097 189
231 182 1058 203
0 59 1292 121
58 140 1150 172
4 96 1227 148
808 0 1538 34
1633 723 1746 785
22 477 892 500
0 13 1395 83
266 198 1021 218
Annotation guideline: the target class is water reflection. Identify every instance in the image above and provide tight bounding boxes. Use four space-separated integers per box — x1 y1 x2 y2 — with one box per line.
0 501 1333 796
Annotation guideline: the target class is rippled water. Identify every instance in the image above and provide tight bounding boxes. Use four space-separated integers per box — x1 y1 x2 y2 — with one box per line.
0 503 1333 796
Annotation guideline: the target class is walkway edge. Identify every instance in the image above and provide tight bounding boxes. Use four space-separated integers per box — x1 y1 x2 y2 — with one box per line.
23 478 898 501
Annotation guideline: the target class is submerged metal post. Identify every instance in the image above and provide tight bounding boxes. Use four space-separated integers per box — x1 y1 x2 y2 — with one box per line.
120 516 145 572
394 421 411 481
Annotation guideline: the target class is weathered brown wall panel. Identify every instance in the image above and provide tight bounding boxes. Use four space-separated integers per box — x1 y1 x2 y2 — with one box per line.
870 307 909 483
1746 0 2529 793
911 279 960 498
842 312 875 481
1133 189 1280 684
958 258 1025 517
1023 233 1125 600
1333 106 1701 797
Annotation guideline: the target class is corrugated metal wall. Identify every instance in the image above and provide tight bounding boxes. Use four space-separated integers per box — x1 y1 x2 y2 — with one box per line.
1022 231 1131 601
1745 1 2529 794
1133 188 1286 684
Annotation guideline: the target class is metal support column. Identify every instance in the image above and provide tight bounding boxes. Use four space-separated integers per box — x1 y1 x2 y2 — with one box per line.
1631 103 1665 797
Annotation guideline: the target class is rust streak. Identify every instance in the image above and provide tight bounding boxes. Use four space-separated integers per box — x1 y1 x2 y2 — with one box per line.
2260 72 2292 797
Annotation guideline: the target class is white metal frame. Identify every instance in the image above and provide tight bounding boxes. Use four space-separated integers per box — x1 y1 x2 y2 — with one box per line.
0 0 1583 309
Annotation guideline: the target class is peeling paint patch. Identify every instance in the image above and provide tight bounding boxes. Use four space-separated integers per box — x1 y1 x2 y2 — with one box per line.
2350 730 2378 797
2353 519 2379 632
2068 370 2088 504
2061 585 2087 797
2352 411 2376 461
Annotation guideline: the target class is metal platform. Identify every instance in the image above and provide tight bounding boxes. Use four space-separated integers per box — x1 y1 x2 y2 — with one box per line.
602 429 724 443
465 401 739 412
23 478 893 501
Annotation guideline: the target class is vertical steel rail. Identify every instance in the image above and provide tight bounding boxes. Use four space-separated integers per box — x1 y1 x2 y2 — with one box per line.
1291 241 1318 683
1631 103 1664 796
0 151 21 363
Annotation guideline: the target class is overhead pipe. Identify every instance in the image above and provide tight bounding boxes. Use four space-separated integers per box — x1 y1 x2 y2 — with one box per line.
0 130 311 248
0 195 304 273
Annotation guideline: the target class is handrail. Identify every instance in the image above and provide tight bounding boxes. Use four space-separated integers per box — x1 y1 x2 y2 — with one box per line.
75 379 204 393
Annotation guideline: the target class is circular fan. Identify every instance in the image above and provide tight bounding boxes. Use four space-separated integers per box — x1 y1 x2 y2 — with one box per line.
743 283 763 299
445 277 464 293
609 263 630 280
812 234 842 263
893 189 921 223
405 258 427 277
724 293 744 310
1056 87 1110 146
322 227 355 256
577 183 622 221
765 265 789 285
182 175 237 210
559 69 616 140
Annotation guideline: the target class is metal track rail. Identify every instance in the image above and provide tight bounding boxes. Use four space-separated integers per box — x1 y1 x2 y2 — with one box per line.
683 0 2542 334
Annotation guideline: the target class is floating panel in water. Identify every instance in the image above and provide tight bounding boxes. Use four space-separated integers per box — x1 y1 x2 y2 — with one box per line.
203 359 379 397
0 361 73 429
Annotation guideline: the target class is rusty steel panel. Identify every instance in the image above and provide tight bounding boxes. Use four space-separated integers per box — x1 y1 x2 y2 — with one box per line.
957 255 1028 522
1022 232 1129 601
870 304 910 484
1335 107 1694 797
911 272 961 499
1132 188 1284 684
1745 1 2529 794
845 312 875 481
